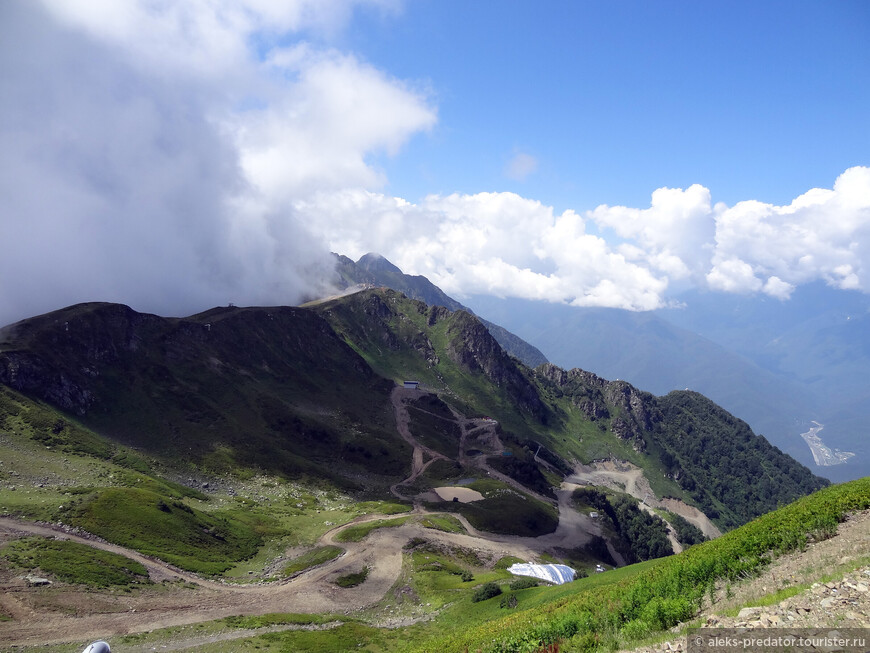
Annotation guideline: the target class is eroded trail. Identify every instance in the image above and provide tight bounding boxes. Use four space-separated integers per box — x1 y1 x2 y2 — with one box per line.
567 460 720 539
0 387 586 648
389 386 450 504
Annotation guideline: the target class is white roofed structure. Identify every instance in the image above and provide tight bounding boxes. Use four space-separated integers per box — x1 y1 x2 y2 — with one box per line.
507 562 576 585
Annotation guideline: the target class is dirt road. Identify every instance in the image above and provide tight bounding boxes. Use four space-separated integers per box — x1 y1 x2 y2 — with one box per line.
567 460 720 539
0 387 597 648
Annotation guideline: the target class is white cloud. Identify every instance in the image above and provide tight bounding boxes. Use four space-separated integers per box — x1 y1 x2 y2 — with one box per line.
706 258 763 294
588 183 717 283
0 0 433 326
297 189 672 311
239 45 436 201
2 2 868 326
300 167 870 312
710 166 870 294
762 276 795 300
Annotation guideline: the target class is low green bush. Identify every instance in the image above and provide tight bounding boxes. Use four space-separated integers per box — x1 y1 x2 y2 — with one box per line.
509 576 539 590
2 537 150 587
335 566 369 588
472 581 502 602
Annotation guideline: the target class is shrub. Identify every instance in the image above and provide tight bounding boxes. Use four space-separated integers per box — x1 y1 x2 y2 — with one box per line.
472 581 502 602
509 576 539 590
499 593 518 609
335 566 369 588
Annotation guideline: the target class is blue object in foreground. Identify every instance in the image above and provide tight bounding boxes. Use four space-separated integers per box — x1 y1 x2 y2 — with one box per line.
507 562 576 585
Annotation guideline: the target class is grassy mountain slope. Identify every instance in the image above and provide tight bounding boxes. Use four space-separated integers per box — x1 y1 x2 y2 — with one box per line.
0 301 405 490
409 476 870 653
1 291 826 537
463 295 825 471
333 252 549 368
315 290 826 530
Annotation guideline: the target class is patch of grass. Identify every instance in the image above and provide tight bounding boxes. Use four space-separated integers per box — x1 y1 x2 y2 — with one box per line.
63 487 261 574
335 566 369 588
283 545 344 577
333 516 410 543
420 514 466 534
255 621 384 652
2 537 150 587
409 477 870 653
354 500 412 515
222 613 334 629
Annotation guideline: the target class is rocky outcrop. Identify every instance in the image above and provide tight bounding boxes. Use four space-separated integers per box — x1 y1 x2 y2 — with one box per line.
534 364 657 450
443 310 548 421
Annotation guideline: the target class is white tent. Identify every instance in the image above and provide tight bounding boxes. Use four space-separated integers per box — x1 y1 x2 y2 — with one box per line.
507 562 576 585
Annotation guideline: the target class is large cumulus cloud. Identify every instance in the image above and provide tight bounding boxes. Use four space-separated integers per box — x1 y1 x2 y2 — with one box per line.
300 167 870 310
0 0 434 326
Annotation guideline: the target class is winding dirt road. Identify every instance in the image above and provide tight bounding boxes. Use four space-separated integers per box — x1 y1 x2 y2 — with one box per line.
0 387 601 649
4 388 713 649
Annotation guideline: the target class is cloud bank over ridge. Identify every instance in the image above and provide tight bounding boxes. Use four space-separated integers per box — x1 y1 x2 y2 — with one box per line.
304 166 870 310
1 0 868 326
0 0 434 325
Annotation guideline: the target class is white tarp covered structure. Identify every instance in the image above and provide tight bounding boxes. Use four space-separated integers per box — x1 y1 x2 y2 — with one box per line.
507 562 576 585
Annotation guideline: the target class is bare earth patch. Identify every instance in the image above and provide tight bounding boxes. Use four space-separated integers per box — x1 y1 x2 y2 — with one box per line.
433 487 484 503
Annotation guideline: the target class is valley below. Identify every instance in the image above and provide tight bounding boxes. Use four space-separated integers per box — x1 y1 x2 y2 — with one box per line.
801 421 856 467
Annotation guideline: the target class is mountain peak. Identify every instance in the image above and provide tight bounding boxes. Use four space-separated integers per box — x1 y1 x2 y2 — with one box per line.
356 252 403 275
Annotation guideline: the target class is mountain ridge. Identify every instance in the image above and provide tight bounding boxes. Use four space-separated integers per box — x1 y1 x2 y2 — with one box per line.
0 290 826 532
332 252 549 369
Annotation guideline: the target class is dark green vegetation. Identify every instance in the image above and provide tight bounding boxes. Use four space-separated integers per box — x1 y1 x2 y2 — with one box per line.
62 487 263 574
0 282 832 623
0 302 406 492
283 546 344 577
1 537 150 587
409 477 870 653
534 365 828 529
335 566 369 588
656 391 827 529
665 510 706 547
509 576 540 590
472 581 503 602
488 449 556 498
573 487 673 563
1 290 826 540
407 394 462 458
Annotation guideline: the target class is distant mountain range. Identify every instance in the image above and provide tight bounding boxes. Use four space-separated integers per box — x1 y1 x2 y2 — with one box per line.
329 254 867 482
464 287 869 483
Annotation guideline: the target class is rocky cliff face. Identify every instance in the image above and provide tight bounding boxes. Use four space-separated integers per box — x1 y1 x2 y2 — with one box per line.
438 309 548 421
534 363 657 451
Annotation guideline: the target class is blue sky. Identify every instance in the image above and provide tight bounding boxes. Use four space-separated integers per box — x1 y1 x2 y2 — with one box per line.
1 0 869 324
347 1 870 209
